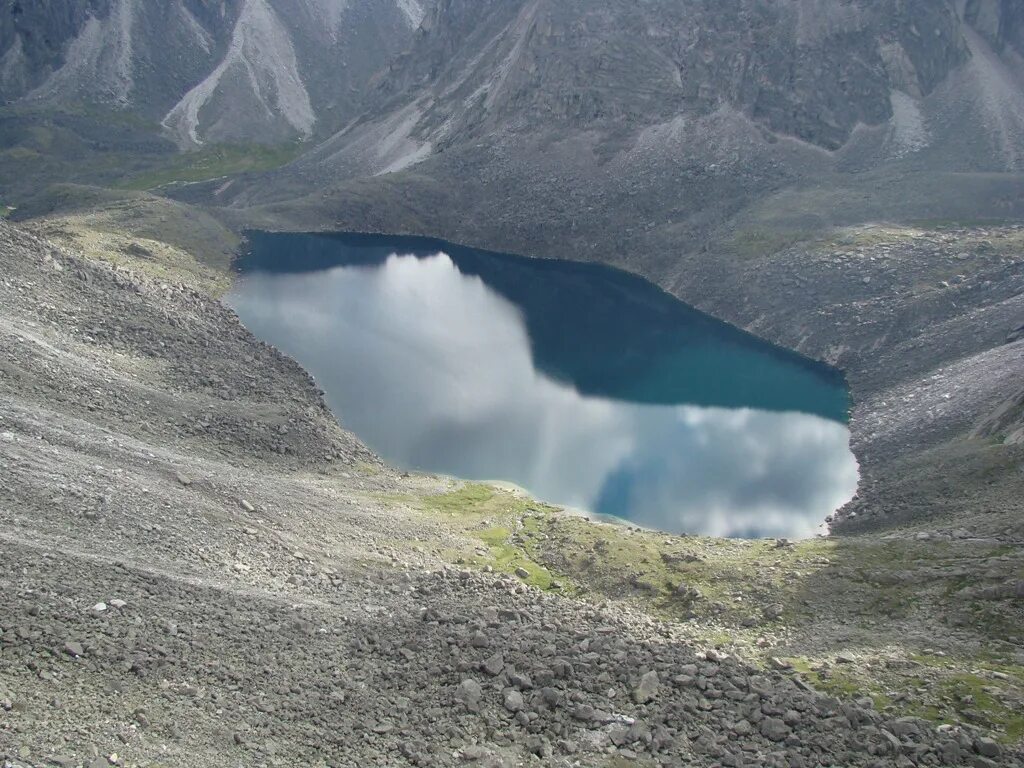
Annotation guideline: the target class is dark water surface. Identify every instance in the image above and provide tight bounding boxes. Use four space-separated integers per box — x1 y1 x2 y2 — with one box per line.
230 232 858 538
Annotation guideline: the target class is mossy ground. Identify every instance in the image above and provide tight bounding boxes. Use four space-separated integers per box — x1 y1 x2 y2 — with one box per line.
724 228 821 259
113 143 304 192
396 479 1024 745
408 483 561 590
25 194 240 297
0 104 304 210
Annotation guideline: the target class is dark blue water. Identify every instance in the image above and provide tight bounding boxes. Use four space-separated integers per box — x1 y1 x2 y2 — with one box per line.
230 232 858 538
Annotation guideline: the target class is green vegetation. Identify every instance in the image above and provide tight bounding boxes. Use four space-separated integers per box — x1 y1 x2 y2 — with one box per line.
788 658 863 695
24 192 242 297
822 224 915 249
900 655 1024 743
412 483 1015 631
782 653 1024 743
420 483 499 516
113 143 304 191
0 105 168 205
725 228 820 258
415 483 561 590
0 205 13 219
410 481 840 617
0 100 156 129
0 105 307 207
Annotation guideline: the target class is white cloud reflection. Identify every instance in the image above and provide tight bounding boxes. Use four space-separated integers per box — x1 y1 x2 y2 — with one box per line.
229 252 858 539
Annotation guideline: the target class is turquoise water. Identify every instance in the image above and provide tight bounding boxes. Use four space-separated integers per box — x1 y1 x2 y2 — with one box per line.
230 232 858 538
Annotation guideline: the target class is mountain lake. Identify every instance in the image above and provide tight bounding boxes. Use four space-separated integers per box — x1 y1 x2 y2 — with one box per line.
230 232 859 539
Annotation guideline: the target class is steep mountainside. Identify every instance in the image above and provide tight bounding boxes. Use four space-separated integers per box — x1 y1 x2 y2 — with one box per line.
0 0 431 145
222 0 1024 274
966 0 1024 52
237 0 1024 187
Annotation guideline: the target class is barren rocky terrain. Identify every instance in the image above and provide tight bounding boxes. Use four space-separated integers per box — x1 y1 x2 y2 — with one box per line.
2 204 1023 768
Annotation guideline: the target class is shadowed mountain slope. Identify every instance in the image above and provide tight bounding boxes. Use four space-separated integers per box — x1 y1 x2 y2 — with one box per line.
0 0 432 145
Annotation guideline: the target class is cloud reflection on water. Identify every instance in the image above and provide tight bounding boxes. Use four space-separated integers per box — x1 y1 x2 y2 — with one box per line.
229 252 859 538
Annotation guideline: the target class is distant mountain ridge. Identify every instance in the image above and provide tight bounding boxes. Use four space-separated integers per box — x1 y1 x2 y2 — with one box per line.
2 0 1022 167
282 0 1024 183
0 0 432 145
4 0 1024 248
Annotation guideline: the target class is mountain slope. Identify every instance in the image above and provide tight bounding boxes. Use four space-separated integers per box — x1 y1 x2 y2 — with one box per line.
221 0 1024 268
269 0 982 174
219 0 1024 331
2 216 1023 768
160 0 316 146
0 0 431 145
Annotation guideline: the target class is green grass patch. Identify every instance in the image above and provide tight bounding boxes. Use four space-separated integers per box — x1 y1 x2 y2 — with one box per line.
470 536 554 590
0 100 158 130
0 146 40 161
478 525 512 547
113 143 304 191
413 483 559 589
907 672 1024 744
879 655 1024 743
786 657 892 711
420 483 498 516
726 228 820 258
520 518 845 619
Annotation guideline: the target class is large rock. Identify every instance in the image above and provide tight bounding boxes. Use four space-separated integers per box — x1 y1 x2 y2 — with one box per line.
632 670 659 704
974 736 1002 758
759 717 790 742
455 679 483 711
503 689 524 712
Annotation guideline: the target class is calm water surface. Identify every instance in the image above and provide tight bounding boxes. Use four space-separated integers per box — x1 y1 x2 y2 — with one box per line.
230 232 858 538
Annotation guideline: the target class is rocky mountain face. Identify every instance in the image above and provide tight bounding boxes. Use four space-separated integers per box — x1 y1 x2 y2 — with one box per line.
3 0 1022 166
966 0 1024 52
388 0 967 149
220 0 1024 306
258 0 1024 183
0 0 432 145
